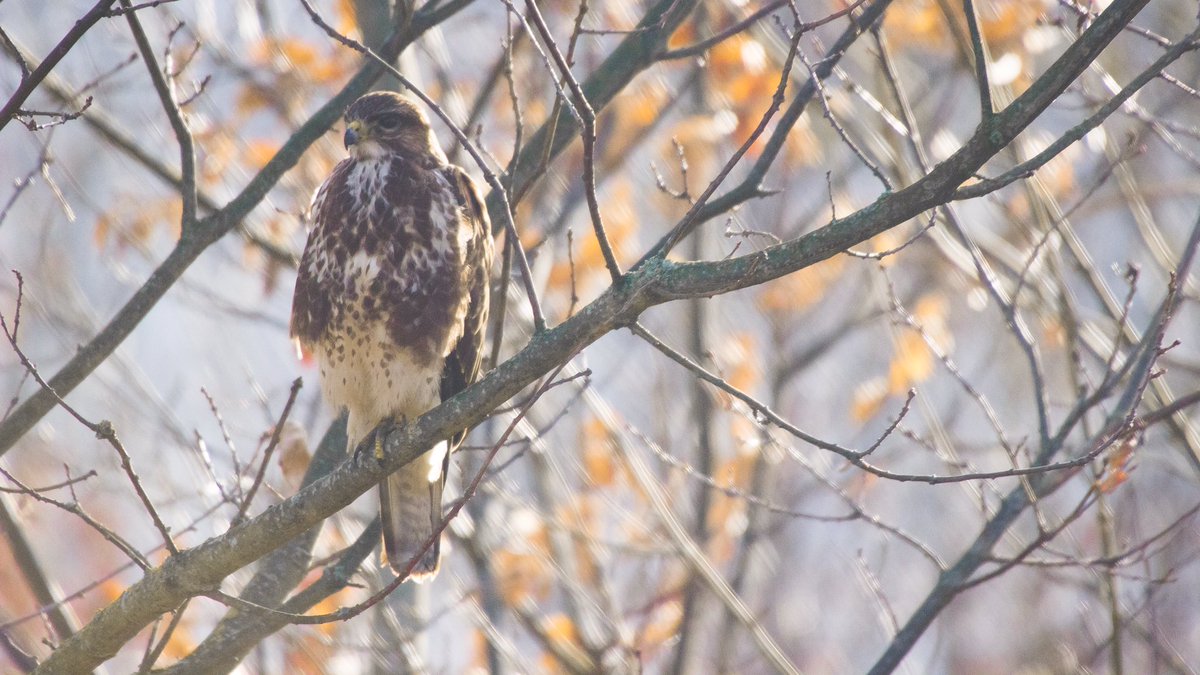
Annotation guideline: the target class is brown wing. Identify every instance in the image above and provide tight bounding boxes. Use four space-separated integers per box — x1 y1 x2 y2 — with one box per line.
440 164 493 450
290 162 351 349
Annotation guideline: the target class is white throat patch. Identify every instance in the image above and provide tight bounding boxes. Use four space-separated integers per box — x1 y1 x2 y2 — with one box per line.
348 140 389 161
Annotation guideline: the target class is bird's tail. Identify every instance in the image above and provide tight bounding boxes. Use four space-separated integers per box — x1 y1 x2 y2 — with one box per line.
379 449 443 581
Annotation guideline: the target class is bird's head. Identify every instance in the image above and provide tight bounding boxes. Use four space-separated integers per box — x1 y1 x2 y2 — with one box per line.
342 92 443 161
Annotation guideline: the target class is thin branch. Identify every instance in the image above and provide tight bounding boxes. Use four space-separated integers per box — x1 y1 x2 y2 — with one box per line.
617 408 799 675
0 0 119 132
636 0 895 265
135 599 188 673
961 0 994 121
104 0 181 15
203 360 573 625
523 0 622 281
495 0 699 211
120 0 197 228
647 17 806 261
198 387 242 500
868 199 1200 675
13 97 93 131
0 495 81 643
631 321 1134 485
799 45 892 190
956 27 1200 200
0 470 97 495
659 1 786 60
1 273 177 555
1 467 150 571
232 377 303 524
0 35 294 264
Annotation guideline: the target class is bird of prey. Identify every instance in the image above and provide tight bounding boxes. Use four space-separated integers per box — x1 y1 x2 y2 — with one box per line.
290 91 492 579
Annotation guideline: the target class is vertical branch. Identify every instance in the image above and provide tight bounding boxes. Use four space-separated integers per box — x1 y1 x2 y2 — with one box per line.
616 418 799 674
231 378 303 525
120 0 198 230
961 0 994 121
673 9 717 667
0 495 81 643
1095 493 1125 675
522 0 622 282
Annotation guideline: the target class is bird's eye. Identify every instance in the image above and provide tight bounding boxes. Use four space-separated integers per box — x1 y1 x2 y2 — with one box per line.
377 114 403 130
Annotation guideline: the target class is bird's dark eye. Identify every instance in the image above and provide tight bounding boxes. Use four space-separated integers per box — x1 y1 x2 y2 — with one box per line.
377 113 403 130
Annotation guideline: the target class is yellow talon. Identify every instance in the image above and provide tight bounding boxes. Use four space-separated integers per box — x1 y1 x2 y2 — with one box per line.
374 432 385 460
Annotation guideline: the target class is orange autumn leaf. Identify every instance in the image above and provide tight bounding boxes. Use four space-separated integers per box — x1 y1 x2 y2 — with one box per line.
888 332 933 395
602 81 670 168
1041 316 1067 348
235 84 274 118
494 548 552 606
334 0 358 35
158 624 196 662
1096 437 1138 494
666 19 696 51
548 181 638 292
706 453 756 533
913 294 951 348
244 139 280 169
862 230 904 267
724 332 759 394
582 417 618 487
93 212 111 250
94 197 182 250
852 377 889 423
710 333 760 409
883 0 948 50
884 0 1046 55
757 256 846 314
245 37 351 89
195 127 238 186
277 421 311 493
708 35 767 82
638 599 683 652
470 629 490 671
100 578 126 603
981 0 1046 50
888 294 950 393
306 589 352 637
284 632 334 674
543 613 580 648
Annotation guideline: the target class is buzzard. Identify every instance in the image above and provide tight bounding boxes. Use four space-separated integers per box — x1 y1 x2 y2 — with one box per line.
290 92 492 579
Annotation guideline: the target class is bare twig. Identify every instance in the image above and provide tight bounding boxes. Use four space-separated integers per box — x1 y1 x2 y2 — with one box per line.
1 273 177 554
232 378 303 524
523 0 622 281
120 0 198 229
961 0 994 121
202 360 573 625
956 27 1200 200
13 97 93 131
0 494 81 644
0 0 119 132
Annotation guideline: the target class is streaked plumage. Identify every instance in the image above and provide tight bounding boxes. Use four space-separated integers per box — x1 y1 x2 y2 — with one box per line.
291 92 492 579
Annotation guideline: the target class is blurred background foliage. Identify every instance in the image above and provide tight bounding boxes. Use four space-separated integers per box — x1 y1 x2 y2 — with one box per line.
1 0 1199 672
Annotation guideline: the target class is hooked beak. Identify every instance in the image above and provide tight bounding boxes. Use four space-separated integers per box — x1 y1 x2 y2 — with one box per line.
343 121 362 149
